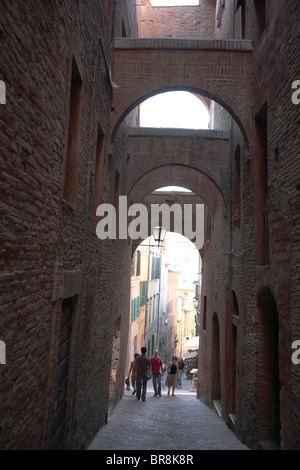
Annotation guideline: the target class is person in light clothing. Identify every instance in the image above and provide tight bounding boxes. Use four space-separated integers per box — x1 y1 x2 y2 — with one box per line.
165 356 179 396
128 352 139 395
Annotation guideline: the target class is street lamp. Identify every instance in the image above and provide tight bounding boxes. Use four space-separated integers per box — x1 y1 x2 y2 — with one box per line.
152 226 167 247
138 226 167 248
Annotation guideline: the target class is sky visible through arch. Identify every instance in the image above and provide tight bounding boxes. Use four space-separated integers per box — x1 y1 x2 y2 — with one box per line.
151 0 199 6
139 91 210 130
140 90 210 192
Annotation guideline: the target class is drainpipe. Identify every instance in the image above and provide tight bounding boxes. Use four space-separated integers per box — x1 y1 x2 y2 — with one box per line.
156 245 162 352
143 237 151 345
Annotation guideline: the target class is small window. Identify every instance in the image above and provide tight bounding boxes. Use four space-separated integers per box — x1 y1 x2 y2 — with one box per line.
232 291 239 316
121 20 127 37
63 57 83 206
114 170 120 213
91 125 105 233
254 103 269 265
203 296 207 331
217 0 225 27
236 0 246 39
254 0 266 44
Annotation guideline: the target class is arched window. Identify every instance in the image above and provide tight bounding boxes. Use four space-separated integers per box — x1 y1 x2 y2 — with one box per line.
232 290 239 316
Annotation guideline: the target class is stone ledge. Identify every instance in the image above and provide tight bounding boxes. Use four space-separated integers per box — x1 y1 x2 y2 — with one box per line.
129 127 230 140
213 399 222 418
115 37 253 52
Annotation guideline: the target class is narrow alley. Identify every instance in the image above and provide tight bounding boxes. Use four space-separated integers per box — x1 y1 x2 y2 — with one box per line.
88 377 247 451
1 0 300 451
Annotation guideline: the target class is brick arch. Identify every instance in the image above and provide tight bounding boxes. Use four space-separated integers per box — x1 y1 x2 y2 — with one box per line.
113 84 247 145
128 162 226 206
112 38 253 145
131 187 206 252
128 164 223 215
256 287 281 446
131 201 203 254
211 312 221 403
126 128 229 204
193 93 211 113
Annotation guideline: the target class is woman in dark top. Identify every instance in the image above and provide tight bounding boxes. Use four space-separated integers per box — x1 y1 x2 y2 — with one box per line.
165 356 179 396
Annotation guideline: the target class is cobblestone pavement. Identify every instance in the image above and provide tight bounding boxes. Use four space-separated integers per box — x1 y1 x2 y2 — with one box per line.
88 377 248 451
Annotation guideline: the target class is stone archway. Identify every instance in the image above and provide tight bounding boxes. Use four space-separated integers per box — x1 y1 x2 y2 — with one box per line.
128 164 224 214
256 287 281 448
126 127 230 205
211 313 221 408
127 162 226 253
111 38 253 145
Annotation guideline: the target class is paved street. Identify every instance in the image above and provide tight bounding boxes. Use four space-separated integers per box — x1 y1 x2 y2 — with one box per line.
88 377 248 451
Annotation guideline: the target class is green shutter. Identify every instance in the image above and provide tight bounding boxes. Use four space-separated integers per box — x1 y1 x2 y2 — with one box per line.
151 257 155 279
155 257 161 279
141 282 145 306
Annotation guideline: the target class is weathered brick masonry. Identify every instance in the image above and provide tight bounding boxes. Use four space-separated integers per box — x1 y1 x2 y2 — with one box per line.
0 0 137 450
0 0 299 451
198 0 300 450
138 0 216 39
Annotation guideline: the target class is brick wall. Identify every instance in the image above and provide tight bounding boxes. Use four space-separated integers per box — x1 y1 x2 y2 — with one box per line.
139 0 216 39
199 0 300 449
287 0 300 449
0 0 137 450
0 0 299 451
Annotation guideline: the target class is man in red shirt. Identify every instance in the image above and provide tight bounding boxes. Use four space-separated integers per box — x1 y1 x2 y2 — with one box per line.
150 349 163 397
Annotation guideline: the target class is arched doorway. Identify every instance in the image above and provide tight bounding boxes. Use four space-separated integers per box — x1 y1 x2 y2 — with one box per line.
211 313 221 415
256 287 281 447
229 291 239 424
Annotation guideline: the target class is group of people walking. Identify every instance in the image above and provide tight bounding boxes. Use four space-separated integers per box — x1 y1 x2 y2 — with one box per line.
127 347 186 401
